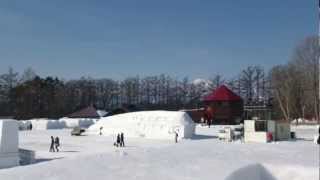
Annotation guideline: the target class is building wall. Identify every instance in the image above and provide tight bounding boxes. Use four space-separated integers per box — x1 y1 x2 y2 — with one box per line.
205 100 244 125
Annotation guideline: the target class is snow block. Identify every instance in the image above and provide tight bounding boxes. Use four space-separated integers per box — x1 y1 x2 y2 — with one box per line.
0 120 19 169
89 111 195 140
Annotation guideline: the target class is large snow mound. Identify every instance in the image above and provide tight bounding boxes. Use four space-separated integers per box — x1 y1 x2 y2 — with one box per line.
89 111 195 140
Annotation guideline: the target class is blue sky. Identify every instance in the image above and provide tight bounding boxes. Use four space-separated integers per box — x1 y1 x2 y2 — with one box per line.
0 0 317 80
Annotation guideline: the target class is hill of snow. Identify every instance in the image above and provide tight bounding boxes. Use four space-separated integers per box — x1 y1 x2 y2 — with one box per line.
89 111 195 140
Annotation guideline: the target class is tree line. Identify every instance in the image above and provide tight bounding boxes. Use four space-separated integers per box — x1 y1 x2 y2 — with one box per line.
0 36 318 122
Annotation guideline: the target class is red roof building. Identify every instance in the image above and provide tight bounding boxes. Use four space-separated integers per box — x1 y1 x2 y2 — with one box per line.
203 85 244 125
204 85 242 102
67 106 100 119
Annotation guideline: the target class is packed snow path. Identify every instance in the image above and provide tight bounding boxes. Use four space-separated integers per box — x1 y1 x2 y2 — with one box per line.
0 125 318 180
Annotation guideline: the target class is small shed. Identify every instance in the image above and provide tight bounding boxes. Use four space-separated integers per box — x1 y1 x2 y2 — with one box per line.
244 120 291 143
203 85 244 125
244 120 276 143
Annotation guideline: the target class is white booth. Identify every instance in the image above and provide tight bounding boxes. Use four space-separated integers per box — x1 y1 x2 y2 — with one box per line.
244 120 275 143
0 120 19 169
244 120 291 143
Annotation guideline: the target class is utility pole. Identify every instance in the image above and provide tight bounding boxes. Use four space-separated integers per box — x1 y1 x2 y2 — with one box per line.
318 0 320 125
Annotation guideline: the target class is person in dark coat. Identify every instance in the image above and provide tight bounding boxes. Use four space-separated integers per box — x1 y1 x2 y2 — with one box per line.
49 136 55 152
317 127 320 145
99 127 103 136
116 134 121 147
175 131 179 143
55 137 60 152
120 133 125 147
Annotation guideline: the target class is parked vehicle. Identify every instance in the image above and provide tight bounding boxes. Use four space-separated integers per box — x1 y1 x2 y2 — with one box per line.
71 127 85 136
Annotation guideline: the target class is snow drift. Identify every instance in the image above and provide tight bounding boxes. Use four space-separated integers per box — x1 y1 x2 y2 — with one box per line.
89 111 195 140
0 120 19 169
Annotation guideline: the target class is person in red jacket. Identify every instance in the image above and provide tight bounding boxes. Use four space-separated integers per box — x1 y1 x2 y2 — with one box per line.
205 107 214 128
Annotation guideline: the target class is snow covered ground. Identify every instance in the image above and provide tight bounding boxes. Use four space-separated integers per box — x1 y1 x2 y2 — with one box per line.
0 125 318 180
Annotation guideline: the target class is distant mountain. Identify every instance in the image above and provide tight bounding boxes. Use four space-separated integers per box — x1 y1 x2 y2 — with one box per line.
192 78 212 88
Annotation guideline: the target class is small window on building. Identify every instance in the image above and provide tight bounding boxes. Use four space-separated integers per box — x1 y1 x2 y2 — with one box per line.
255 121 267 132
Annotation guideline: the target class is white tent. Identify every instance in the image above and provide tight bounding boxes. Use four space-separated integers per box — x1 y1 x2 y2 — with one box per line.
0 120 19 169
88 111 195 140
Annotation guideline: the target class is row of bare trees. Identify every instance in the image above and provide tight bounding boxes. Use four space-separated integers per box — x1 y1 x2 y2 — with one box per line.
0 68 271 119
0 36 317 121
270 36 319 122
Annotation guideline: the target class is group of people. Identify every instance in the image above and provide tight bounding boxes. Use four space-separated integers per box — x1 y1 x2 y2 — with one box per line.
114 133 125 147
49 136 61 152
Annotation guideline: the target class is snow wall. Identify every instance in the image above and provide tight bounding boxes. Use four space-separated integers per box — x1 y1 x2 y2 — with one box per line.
59 118 97 129
19 118 98 130
0 120 19 169
88 111 196 140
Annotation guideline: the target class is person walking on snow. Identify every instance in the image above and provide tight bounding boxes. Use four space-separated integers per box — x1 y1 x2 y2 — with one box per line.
116 134 121 147
120 133 125 147
55 137 60 152
99 127 103 136
317 126 320 145
49 136 55 152
175 131 179 143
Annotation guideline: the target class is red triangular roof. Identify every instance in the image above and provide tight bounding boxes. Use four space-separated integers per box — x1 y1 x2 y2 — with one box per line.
203 85 242 102
67 106 100 118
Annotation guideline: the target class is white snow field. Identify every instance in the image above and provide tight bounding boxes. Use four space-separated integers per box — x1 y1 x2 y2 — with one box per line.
89 111 196 140
0 125 318 180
